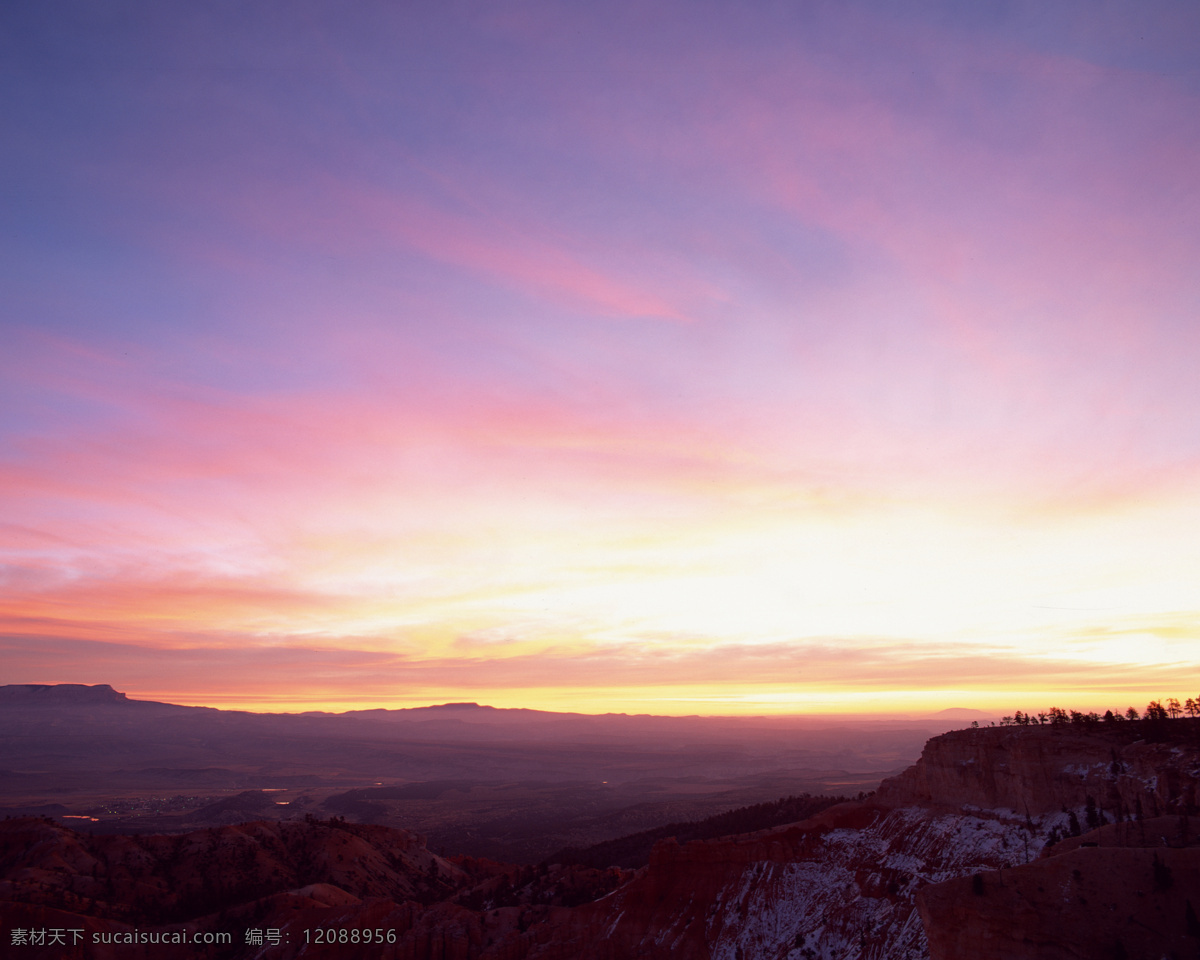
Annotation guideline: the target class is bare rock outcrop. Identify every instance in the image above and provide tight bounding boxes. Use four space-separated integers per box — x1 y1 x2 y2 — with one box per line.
530 723 1200 960
918 815 1200 960
876 723 1200 820
507 800 1043 959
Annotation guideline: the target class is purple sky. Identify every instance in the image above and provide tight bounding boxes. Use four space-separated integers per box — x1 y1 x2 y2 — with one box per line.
3 0 1199 713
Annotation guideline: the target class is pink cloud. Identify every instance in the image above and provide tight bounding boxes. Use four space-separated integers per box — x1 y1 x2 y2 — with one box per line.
5 1 1199 714
549 15 1200 370
142 163 697 325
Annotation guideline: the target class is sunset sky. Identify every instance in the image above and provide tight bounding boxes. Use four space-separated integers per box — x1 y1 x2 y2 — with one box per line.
3 0 1199 715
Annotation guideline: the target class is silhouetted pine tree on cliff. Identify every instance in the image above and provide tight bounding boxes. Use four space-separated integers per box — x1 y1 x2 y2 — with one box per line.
998 699 1200 742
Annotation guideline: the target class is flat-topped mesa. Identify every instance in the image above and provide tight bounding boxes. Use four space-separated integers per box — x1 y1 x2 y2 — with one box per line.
0 683 128 703
875 722 1200 818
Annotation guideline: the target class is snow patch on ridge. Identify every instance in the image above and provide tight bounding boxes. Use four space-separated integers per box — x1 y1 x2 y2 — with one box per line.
704 807 1044 960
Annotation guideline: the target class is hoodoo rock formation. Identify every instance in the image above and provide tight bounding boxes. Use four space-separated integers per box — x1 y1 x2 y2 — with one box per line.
3 720 1198 959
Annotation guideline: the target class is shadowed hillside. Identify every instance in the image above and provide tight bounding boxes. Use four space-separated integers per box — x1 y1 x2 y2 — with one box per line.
0 683 926 859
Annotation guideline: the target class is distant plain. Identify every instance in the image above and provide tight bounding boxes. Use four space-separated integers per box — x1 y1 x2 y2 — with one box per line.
0 684 981 861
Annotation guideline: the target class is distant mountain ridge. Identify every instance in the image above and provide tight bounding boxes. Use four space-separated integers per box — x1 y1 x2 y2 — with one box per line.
0 683 990 724
0 682 942 784
0 682 922 861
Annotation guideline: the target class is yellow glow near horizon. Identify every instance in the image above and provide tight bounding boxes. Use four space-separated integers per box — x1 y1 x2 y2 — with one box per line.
7 487 1199 717
261 490 1200 660
122 682 1195 719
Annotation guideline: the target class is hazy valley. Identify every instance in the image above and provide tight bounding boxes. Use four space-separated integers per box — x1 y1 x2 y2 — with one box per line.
1 684 927 861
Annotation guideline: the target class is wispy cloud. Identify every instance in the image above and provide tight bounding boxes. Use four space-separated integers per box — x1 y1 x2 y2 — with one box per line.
2 0 1198 712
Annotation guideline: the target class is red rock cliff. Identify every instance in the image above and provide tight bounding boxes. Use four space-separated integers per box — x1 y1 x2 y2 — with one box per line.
875 723 1200 819
918 815 1200 960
